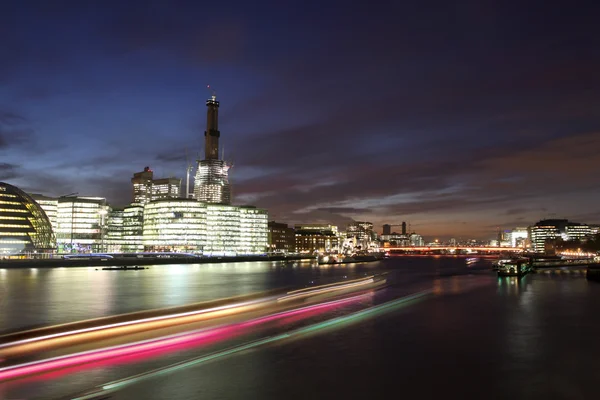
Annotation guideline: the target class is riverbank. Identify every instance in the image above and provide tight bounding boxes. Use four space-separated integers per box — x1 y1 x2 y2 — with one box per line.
0 254 314 269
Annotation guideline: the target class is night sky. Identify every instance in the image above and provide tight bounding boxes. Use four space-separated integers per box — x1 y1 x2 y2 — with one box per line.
1 1 599 239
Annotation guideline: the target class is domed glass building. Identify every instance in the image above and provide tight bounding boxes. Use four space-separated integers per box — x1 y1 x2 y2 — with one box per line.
0 182 56 255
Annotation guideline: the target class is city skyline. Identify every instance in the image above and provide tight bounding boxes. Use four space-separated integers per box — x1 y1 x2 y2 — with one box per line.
1 1 599 238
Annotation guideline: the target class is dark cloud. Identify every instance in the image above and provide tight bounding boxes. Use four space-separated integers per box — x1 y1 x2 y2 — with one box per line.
0 163 19 181
0 110 32 149
1 1 599 238
315 207 373 215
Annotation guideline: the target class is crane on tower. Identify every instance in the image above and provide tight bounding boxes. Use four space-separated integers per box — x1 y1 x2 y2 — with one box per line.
207 84 216 100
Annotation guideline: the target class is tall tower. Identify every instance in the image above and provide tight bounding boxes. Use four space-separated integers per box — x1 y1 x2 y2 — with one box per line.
193 88 232 204
205 90 220 160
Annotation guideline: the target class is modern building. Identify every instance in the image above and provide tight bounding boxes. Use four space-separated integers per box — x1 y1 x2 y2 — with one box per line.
193 92 232 204
295 224 339 253
268 221 295 253
131 166 181 205
142 199 268 255
0 182 56 255
529 219 592 253
56 196 109 253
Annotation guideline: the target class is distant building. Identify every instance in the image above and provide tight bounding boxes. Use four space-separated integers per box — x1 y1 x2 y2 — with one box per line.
510 227 528 248
0 182 56 255
401 221 407 235
347 221 374 242
409 233 424 246
268 221 295 253
131 166 181 205
295 224 339 253
382 224 391 236
381 233 410 246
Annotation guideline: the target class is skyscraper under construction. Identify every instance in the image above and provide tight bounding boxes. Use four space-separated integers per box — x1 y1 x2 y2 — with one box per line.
193 89 232 204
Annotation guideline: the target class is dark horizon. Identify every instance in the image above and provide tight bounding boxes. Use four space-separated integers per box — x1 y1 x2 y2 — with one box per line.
1 0 599 238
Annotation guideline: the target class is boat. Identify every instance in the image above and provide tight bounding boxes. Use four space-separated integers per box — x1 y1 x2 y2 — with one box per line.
497 258 532 277
101 266 148 271
317 251 384 265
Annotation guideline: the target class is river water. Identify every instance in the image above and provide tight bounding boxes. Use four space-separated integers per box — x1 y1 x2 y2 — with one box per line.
1 256 599 399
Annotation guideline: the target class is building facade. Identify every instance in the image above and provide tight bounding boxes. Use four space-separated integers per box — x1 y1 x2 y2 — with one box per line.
268 221 295 253
0 182 56 255
121 204 144 252
295 224 339 253
104 209 123 252
56 196 109 253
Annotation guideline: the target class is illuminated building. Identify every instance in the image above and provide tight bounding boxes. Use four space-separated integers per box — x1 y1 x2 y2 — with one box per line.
152 177 181 200
131 166 181 205
381 233 410 246
143 199 205 252
510 227 528 248
409 233 424 246
193 91 232 204
347 221 374 241
268 221 295 253
529 219 592 253
142 199 268 255
0 182 56 255
56 196 109 253
294 224 339 253
104 208 123 252
121 204 144 252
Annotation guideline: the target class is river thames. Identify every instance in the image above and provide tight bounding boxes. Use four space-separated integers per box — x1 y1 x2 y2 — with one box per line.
1 256 599 399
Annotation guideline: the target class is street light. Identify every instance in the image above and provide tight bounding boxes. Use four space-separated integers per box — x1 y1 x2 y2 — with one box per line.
59 192 78 253
99 208 108 253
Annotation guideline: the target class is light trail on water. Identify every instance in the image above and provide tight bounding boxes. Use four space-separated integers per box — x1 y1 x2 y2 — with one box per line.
70 289 433 400
0 293 369 381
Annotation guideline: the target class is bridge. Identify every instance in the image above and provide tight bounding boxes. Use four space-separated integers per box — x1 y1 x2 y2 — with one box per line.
384 246 524 253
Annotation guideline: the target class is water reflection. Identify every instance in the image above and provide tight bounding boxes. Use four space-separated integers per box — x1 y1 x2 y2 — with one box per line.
496 276 531 297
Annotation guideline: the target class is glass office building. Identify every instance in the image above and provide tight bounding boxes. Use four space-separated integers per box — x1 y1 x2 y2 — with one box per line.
0 182 56 255
56 196 109 253
143 199 268 255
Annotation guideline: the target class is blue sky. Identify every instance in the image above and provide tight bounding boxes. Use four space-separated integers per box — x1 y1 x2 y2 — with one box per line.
1 0 599 238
